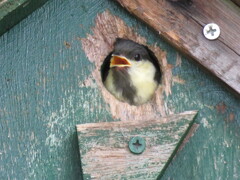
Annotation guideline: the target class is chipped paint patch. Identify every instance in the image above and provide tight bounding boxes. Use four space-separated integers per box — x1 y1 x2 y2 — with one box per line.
45 133 61 148
216 102 227 114
225 112 235 123
25 131 40 179
44 96 74 151
228 113 235 122
45 111 64 150
64 41 71 48
151 45 173 97
202 118 211 128
175 52 182 67
77 111 197 179
80 11 182 121
172 76 185 84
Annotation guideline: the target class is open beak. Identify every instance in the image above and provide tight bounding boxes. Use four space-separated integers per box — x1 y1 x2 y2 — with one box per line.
110 55 131 68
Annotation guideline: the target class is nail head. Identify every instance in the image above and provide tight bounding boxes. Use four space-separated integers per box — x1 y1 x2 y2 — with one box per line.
203 23 220 40
128 136 146 154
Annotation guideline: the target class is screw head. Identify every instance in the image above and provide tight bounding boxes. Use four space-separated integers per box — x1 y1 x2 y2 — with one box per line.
203 23 220 40
128 136 146 154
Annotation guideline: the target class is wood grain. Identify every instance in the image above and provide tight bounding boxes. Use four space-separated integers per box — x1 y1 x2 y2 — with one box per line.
77 111 197 180
1 0 240 179
114 0 240 95
231 0 240 7
81 11 183 121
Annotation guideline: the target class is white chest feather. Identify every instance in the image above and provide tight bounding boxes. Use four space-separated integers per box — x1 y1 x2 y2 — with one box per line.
128 61 158 104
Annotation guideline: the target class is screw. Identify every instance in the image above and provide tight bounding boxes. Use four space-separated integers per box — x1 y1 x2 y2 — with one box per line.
203 23 220 40
128 136 146 154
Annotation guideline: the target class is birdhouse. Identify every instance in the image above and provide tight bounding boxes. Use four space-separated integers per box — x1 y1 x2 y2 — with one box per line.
0 0 240 179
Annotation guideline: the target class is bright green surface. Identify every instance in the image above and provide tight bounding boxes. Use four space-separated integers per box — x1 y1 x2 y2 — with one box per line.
0 0 239 179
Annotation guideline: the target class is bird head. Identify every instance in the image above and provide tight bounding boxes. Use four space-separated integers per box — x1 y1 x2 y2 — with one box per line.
109 38 153 69
101 38 161 105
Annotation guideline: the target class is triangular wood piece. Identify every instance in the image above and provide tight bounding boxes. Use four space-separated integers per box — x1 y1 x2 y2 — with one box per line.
77 111 198 180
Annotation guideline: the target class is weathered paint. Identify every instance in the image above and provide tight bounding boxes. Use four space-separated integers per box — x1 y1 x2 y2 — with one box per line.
77 111 197 179
81 11 180 120
0 0 48 36
0 0 239 179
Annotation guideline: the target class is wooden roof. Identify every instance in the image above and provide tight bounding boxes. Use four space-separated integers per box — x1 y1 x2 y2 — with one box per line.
115 0 240 95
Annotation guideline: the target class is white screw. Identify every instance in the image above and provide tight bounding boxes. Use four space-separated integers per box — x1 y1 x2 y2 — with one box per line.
203 23 220 40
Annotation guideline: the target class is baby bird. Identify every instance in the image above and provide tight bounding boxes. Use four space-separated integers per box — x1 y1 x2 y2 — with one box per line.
101 38 161 106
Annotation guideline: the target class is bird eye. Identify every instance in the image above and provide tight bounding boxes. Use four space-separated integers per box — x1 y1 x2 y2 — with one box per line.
134 54 141 61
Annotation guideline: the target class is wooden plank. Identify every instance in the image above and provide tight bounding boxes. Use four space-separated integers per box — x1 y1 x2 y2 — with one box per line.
1 0 240 179
231 0 240 7
80 10 181 119
114 0 240 95
0 0 48 36
77 111 197 180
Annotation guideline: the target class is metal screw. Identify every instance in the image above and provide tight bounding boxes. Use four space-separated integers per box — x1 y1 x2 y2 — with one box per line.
128 136 146 154
203 23 220 40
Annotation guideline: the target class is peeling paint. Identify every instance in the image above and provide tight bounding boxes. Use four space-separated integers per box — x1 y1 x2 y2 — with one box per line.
228 113 235 122
45 133 61 148
216 102 227 114
202 118 211 128
77 111 197 179
44 96 74 151
64 41 71 48
1 0 240 179
172 76 185 85
80 11 183 121
175 52 182 67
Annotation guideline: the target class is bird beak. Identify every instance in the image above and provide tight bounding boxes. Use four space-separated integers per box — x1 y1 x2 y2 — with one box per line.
110 55 131 68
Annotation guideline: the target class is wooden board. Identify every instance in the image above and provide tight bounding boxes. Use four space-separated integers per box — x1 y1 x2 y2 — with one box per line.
114 0 240 95
77 111 197 180
0 0 48 36
231 0 240 7
1 0 240 179
80 10 183 120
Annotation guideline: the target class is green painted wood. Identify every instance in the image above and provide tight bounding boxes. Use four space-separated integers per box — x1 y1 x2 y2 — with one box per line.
0 0 239 179
0 0 48 36
77 111 197 179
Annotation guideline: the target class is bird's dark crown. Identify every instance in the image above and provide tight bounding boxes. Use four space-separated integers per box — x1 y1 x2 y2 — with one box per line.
113 38 150 61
